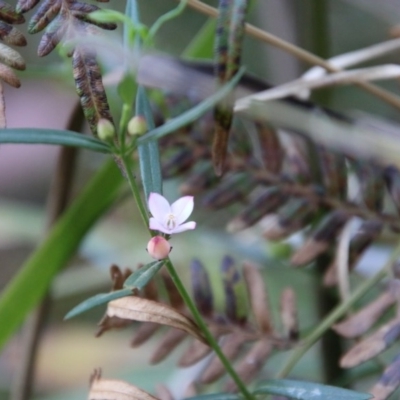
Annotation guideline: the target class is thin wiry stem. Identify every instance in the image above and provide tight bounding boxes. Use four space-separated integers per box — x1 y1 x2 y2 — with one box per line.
183 0 400 112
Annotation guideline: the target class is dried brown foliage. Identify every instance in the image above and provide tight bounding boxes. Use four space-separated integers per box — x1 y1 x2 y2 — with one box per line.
149 61 400 286
0 1 27 127
89 369 159 400
96 260 298 391
331 282 400 399
16 0 115 135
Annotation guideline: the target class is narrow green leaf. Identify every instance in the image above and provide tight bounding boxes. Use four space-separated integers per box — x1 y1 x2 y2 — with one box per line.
136 86 163 200
64 288 133 320
0 128 111 153
186 394 239 400
123 260 165 289
0 158 124 351
254 379 372 400
137 67 245 145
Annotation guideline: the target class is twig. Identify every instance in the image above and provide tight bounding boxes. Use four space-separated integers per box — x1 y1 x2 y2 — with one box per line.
11 102 84 400
183 0 400 112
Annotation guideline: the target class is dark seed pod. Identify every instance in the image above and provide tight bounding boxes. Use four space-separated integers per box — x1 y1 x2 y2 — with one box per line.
162 147 195 178
73 46 113 135
257 123 284 174
384 166 400 213
191 259 213 317
317 146 347 199
227 187 284 232
202 172 256 209
354 162 385 211
291 210 349 266
180 162 220 195
262 198 315 240
221 255 247 325
370 352 400 400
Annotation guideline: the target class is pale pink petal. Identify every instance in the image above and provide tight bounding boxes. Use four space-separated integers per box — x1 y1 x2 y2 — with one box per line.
171 196 194 225
170 221 196 234
148 192 171 221
149 217 170 234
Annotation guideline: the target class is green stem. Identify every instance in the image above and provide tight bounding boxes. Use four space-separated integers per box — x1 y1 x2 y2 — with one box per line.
165 259 253 400
120 154 253 399
277 241 400 378
120 153 151 234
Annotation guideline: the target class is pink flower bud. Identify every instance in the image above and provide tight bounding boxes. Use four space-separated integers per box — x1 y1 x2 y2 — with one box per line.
147 236 171 260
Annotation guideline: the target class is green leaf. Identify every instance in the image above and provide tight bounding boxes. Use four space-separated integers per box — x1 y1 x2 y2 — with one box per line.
254 379 372 400
186 394 239 400
0 158 124 351
0 128 111 152
183 19 215 59
64 288 133 320
136 86 163 200
123 260 165 290
137 67 245 145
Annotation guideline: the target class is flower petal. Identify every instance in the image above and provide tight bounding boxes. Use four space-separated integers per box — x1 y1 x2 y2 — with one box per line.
171 196 194 225
170 221 196 234
149 217 170 234
148 192 171 221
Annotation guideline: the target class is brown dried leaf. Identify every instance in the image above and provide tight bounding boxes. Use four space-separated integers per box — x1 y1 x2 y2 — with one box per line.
340 317 400 368
150 328 187 364
28 0 62 33
89 369 159 400
201 333 248 384
0 22 26 46
0 42 24 70
242 261 272 334
161 270 184 309
37 16 66 57
369 353 400 400
155 385 173 400
184 382 197 398
179 327 220 367
257 123 283 174
280 287 298 340
106 297 206 344
225 339 272 392
0 2 24 24
73 46 113 135
291 210 349 266
130 322 160 347
333 291 395 338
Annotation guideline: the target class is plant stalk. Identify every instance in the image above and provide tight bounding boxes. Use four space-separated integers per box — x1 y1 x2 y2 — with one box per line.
120 155 253 399
165 259 253 399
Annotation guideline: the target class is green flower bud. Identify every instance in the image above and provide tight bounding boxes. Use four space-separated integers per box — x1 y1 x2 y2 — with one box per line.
128 115 147 136
97 119 115 141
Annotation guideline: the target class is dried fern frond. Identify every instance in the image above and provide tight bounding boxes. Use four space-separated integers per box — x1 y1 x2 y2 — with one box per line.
16 0 116 135
96 260 298 391
0 1 27 127
16 0 116 56
73 45 113 135
331 282 400 400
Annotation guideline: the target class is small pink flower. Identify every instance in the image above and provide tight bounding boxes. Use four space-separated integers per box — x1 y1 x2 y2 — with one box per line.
147 236 172 260
148 192 196 235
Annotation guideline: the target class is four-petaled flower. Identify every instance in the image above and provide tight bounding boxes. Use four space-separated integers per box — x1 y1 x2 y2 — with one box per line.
148 192 196 235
